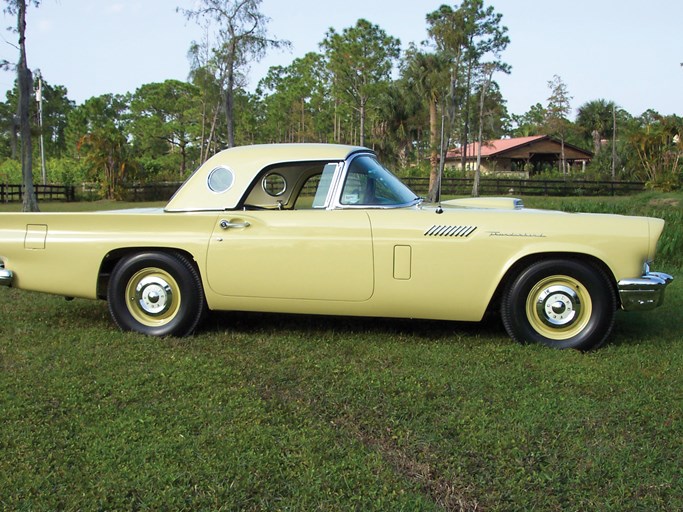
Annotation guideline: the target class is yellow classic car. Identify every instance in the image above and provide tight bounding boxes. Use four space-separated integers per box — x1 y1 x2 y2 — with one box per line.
0 144 673 349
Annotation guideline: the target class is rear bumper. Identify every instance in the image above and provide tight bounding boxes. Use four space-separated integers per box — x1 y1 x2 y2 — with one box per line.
0 263 12 287
618 267 673 311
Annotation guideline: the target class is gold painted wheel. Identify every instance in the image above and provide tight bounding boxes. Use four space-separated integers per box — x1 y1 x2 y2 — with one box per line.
124 267 181 328
525 275 592 340
107 251 206 337
501 259 616 350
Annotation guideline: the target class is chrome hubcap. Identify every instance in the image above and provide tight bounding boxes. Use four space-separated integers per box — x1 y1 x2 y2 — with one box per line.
134 276 173 316
536 285 581 327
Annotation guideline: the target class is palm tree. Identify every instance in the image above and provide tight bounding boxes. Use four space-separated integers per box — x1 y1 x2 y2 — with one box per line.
576 99 616 155
402 47 449 201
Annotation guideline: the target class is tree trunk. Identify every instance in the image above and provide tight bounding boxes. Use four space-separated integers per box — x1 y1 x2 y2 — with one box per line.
460 64 473 172
473 68 493 197
561 137 566 175
592 129 601 155
17 0 39 212
359 97 366 147
224 67 235 148
428 98 439 196
224 39 237 148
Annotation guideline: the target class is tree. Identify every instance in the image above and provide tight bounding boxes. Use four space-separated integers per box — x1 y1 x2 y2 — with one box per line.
627 113 682 190
179 0 290 148
129 80 200 179
402 46 449 199
321 19 400 147
426 0 509 200
576 99 617 155
0 77 73 161
510 103 547 137
187 36 228 161
69 94 132 199
544 74 572 174
258 52 330 143
3 0 40 211
472 63 495 196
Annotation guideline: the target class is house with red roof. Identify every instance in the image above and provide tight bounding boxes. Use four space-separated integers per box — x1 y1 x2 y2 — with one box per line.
446 135 593 177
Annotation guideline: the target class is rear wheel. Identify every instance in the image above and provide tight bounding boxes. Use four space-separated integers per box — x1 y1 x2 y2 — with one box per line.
501 259 616 350
107 251 206 337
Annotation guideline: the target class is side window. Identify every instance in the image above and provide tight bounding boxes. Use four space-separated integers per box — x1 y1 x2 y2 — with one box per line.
340 155 417 207
312 163 337 208
295 163 338 209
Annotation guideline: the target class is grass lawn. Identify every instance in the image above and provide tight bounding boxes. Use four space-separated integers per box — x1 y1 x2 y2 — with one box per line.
1 194 681 510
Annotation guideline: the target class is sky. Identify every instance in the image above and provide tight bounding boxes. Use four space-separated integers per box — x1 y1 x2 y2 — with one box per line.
1 0 681 119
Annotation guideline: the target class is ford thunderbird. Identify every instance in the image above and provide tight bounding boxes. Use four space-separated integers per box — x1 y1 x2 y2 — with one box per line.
0 144 673 350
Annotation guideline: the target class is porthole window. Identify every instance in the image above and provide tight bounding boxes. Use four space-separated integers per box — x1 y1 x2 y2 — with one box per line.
262 173 287 196
207 166 234 193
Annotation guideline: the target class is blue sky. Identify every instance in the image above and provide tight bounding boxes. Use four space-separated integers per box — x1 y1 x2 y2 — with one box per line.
1 0 681 119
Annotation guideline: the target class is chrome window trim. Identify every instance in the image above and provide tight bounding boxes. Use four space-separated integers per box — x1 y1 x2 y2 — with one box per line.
313 162 344 209
261 172 288 197
329 152 421 210
206 166 235 194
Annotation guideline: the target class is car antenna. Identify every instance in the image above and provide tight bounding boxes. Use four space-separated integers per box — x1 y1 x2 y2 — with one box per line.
435 114 445 215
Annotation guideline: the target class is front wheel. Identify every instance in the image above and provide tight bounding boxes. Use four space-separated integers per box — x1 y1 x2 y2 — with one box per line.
107 251 206 337
501 259 616 350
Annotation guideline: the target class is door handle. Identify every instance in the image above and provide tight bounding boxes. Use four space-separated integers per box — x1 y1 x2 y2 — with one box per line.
220 219 250 229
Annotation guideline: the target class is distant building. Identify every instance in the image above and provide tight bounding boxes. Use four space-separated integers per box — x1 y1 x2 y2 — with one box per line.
446 135 593 177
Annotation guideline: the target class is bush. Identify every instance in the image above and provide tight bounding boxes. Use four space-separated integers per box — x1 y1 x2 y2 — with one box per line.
0 159 21 183
46 157 89 186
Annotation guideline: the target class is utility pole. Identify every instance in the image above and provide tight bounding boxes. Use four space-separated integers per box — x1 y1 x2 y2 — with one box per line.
36 69 46 185
612 104 617 181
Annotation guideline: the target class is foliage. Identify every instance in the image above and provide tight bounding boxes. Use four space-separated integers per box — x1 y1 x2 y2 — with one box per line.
544 75 573 174
576 99 618 155
627 113 682 191
70 94 132 199
0 157 21 182
258 52 331 143
129 80 201 180
510 103 546 137
425 0 509 200
321 19 401 147
179 0 290 148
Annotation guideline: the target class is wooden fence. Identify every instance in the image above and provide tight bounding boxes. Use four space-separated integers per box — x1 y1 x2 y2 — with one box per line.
0 184 76 203
401 177 645 197
122 177 644 201
1 177 646 204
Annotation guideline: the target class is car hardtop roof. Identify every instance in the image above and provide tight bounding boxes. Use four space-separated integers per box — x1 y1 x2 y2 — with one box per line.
165 143 371 212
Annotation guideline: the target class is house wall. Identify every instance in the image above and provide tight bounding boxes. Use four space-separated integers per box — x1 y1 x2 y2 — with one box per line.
445 158 529 177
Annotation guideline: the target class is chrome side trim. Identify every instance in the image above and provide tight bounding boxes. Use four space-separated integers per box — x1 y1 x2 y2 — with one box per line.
618 269 673 311
424 225 477 237
0 263 13 287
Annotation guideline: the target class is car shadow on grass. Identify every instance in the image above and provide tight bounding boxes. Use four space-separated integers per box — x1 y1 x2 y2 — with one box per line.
201 310 508 344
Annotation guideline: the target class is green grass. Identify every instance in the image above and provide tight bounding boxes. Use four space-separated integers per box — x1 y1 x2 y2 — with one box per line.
1 194 682 510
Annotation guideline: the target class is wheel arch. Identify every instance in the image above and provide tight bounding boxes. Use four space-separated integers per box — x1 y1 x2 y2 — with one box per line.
97 247 201 300
487 252 619 313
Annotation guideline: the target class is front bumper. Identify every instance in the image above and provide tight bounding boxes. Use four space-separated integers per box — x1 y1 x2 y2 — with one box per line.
0 262 12 287
618 266 673 311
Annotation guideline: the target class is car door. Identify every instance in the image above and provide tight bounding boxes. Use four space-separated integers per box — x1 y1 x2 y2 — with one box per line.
205 209 374 301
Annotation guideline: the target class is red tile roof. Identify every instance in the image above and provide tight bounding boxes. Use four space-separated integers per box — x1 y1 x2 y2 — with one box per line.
447 135 547 158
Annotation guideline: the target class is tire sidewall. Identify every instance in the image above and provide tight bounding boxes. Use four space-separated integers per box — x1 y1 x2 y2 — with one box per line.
502 259 616 350
108 251 204 337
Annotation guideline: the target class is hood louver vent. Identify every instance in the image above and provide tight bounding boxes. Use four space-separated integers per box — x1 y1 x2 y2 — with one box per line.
424 225 477 237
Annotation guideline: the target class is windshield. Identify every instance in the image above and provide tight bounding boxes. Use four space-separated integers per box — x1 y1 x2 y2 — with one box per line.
340 155 419 207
